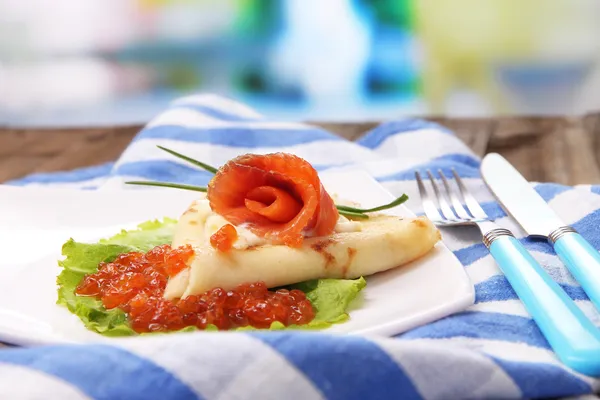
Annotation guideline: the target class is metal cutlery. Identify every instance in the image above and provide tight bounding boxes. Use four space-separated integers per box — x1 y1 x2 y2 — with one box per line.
415 169 600 377
482 153 600 311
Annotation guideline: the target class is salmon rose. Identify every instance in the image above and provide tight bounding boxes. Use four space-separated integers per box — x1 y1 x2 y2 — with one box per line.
207 153 339 247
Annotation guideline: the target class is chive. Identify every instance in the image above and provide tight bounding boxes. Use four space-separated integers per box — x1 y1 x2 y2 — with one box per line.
335 194 409 214
125 181 207 192
337 210 369 219
157 145 218 174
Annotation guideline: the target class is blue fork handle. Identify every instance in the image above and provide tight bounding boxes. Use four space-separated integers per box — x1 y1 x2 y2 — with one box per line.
489 235 600 376
553 231 600 310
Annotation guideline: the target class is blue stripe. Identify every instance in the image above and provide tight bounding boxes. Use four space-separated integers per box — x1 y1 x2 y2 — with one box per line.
6 163 113 185
175 104 263 122
454 243 489 266
399 311 551 349
136 125 341 147
115 160 215 186
439 153 481 168
255 332 422 400
358 119 453 149
490 357 592 398
115 159 340 183
0 344 199 400
571 208 600 250
475 275 589 303
516 238 557 254
591 185 600 195
378 155 481 182
379 177 566 220
480 201 507 220
455 209 600 260
478 185 569 220
534 183 571 202
473 185 570 220
455 237 558 266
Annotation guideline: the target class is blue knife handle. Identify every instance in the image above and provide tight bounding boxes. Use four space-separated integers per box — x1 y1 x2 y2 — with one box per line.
554 232 600 310
489 235 600 376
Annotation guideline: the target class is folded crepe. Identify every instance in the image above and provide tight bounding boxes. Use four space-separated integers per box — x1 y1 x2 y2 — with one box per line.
164 197 441 299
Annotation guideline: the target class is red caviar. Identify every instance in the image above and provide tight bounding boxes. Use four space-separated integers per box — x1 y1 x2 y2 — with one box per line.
75 244 315 333
210 224 238 252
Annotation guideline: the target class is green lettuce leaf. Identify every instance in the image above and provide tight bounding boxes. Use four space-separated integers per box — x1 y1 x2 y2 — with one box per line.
235 277 367 332
291 277 367 326
57 218 179 337
57 218 366 336
99 218 178 251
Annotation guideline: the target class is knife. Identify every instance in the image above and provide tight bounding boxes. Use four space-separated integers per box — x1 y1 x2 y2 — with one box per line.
481 153 600 310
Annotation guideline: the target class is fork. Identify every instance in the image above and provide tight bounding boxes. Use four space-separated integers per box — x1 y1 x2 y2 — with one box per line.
416 169 600 377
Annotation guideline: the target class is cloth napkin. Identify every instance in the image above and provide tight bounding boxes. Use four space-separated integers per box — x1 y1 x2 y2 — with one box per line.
4 94 600 399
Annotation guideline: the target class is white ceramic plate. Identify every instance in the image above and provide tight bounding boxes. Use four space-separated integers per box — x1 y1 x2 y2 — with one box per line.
0 170 474 346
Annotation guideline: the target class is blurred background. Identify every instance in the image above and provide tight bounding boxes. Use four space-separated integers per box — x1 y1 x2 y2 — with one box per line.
1 0 600 127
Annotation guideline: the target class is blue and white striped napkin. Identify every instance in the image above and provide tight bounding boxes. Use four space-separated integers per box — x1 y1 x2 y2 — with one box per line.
4 94 600 399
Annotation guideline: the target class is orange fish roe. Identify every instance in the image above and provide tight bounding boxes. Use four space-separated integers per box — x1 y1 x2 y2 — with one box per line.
75 245 315 333
210 224 238 252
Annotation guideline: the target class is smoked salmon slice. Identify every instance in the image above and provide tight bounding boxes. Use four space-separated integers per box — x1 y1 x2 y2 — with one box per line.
207 153 339 247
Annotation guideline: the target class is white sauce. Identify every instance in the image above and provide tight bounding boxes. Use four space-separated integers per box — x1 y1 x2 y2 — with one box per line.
194 199 269 250
334 215 363 233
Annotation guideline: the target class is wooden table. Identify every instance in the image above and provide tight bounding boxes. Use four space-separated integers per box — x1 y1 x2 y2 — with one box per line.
2 113 600 185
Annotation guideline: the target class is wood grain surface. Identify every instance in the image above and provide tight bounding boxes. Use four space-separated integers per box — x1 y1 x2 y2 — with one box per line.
2 113 600 185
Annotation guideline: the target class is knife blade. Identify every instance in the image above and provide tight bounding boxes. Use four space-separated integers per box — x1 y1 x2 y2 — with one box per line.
481 152 600 310
480 153 564 238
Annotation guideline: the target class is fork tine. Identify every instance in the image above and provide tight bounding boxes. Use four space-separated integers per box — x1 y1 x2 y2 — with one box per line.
451 168 488 219
438 169 471 219
426 170 457 220
415 171 444 222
